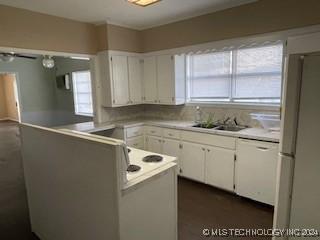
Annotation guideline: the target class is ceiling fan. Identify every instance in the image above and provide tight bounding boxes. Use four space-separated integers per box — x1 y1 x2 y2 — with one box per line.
0 52 37 62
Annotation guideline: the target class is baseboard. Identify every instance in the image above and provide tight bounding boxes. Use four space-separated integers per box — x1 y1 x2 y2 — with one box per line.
0 118 19 122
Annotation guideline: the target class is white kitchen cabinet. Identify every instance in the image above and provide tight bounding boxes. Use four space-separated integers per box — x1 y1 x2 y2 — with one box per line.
157 55 174 104
162 138 181 174
128 56 143 104
143 54 186 105
236 139 279 205
205 147 235 191
156 54 186 105
180 142 205 182
143 56 158 103
110 55 130 105
98 52 143 107
127 136 144 149
145 135 163 154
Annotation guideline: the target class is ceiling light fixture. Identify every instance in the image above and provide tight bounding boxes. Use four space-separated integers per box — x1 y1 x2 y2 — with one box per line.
42 56 55 69
127 0 161 7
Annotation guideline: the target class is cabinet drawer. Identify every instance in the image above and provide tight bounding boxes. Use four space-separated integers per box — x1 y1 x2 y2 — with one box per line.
126 136 144 149
145 126 162 137
163 128 180 140
126 126 144 138
181 131 236 149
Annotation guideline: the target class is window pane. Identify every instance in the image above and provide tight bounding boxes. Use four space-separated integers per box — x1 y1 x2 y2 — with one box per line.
72 71 93 116
234 44 283 99
190 51 231 98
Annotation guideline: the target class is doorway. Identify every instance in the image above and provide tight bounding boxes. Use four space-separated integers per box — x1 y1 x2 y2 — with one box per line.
0 73 20 122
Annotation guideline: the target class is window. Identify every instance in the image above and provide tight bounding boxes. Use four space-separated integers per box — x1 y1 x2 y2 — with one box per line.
72 71 93 116
187 43 283 105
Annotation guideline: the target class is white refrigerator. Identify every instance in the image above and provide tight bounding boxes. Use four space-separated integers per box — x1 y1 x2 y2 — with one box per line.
273 33 320 239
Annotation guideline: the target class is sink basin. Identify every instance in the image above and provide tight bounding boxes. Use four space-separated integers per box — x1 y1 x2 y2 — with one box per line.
214 125 247 132
192 123 219 129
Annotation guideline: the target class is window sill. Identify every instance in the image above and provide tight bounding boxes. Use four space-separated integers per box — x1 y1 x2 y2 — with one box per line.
186 101 280 111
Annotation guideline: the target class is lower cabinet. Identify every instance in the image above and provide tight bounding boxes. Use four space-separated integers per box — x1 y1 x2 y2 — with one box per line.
205 147 235 191
126 136 144 149
180 142 206 182
145 135 163 153
236 139 278 205
162 138 181 173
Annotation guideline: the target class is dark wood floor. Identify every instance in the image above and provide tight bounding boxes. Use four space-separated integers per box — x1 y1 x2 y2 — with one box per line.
0 121 273 240
178 177 273 240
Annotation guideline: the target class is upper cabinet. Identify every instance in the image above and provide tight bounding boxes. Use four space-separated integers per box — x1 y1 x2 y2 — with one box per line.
97 51 185 107
143 54 186 105
128 56 143 104
110 55 130 105
143 56 158 104
97 52 143 107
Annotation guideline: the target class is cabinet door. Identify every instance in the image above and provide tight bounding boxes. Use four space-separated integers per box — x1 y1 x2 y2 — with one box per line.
127 136 144 150
145 136 163 154
128 56 143 104
157 55 174 104
111 55 129 105
180 142 205 182
206 147 235 191
143 56 158 103
162 138 181 174
236 139 278 205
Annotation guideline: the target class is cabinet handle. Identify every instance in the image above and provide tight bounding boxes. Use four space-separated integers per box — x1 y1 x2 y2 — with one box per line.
168 133 173 136
158 139 162 143
207 149 210 152
154 100 157 103
151 130 155 133
112 100 115 104
179 144 183 149
202 147 205 151
257 147 269 151
172 97 175 102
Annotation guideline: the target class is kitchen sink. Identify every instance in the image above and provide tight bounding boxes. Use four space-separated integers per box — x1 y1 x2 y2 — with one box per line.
192 123 219 129
214 125 247 132
192 123 247 132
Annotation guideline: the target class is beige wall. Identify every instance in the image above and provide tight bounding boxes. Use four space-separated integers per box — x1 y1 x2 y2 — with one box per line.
97 24 142 53
141 0 320 52
2 1 320 54
2 74 19 120
0 5 98 54
0 76 8 119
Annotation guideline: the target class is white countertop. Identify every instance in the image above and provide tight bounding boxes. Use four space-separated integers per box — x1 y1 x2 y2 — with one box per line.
58 118 280 143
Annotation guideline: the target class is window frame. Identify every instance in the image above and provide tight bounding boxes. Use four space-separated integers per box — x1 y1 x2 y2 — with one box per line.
72 70 94 117
186 43 284 107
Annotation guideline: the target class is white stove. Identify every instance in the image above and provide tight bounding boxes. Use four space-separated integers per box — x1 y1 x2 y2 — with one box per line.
126 147 176 182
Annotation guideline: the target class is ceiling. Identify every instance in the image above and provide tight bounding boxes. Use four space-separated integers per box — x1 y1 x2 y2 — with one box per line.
0 0 257 30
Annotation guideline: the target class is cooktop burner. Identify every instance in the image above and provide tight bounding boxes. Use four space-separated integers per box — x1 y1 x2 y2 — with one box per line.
127 164 141 173
142 155 163 163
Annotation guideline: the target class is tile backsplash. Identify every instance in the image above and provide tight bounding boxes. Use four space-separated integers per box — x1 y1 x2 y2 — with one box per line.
100 104 280 128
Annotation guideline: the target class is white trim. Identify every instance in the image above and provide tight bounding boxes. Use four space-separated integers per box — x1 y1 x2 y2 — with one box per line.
0 46 94 58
